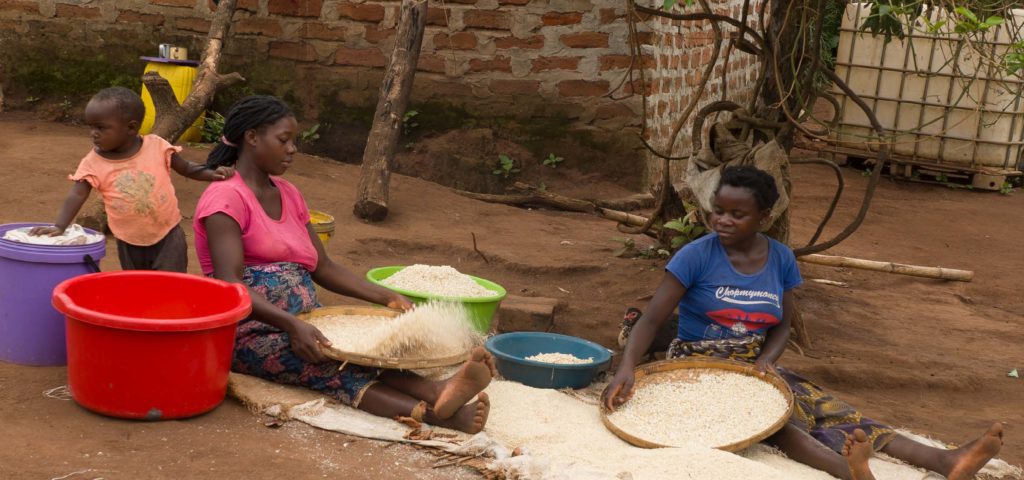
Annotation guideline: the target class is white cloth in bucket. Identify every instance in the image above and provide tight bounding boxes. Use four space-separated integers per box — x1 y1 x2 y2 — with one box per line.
2 224 104 246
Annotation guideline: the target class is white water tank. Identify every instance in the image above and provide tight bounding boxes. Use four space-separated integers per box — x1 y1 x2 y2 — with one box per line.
831 4 1024 181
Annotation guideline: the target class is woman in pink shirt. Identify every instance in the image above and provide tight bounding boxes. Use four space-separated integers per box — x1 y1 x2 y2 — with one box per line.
194 96 492 433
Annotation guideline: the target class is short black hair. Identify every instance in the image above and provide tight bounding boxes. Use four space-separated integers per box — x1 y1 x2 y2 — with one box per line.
206 95 294 169
716 165 779 211
90 87 145 124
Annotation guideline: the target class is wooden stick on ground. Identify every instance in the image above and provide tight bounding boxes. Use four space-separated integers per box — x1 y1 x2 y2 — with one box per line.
809 278 849 288
454 187 973 284
594 193 655 211
452 187 658 234
597 208 656 230
509 182 597 213
798 254 974 282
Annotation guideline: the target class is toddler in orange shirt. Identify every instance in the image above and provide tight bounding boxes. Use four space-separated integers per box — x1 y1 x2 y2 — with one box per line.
31 87 234 272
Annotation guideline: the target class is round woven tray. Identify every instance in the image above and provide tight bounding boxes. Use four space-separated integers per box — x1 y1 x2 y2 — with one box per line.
600 356 795 452
297 305 472 369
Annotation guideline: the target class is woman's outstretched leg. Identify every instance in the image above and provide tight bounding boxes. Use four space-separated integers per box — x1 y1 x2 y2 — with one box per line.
843 429 876 480
881 423 1004 480
767 423 858 480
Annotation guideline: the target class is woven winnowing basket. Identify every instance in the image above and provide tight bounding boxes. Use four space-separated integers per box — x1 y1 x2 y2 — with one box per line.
297 305 471 369
600 356 795 452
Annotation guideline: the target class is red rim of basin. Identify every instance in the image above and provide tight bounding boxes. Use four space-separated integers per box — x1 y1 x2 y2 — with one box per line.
52 271 252 332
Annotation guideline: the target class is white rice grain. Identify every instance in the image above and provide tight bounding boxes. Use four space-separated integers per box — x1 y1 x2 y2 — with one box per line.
308 315 391 354
483 380 827 480
382 264 498 298
524 353 594 365
311 301 482 358
606 370 788 448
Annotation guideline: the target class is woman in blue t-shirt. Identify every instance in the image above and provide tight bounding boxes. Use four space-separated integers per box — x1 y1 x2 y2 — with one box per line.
602 166 1003 480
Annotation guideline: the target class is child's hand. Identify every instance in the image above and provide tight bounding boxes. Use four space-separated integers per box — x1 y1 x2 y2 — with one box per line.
28 226 65 237
210 166 235 181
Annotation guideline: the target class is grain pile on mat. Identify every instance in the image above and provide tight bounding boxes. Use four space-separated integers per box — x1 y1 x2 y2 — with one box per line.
382 264 498 298
524 353 594 365
606 369 788 448
229 374 1023 480
483 380 827 480
312 301 481 358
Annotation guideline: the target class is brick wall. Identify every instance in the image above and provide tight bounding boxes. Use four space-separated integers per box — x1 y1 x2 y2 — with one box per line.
641 0 763 178
0 0 761 180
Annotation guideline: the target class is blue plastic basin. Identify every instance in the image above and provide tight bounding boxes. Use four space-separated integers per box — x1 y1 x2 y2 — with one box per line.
485 332 612 389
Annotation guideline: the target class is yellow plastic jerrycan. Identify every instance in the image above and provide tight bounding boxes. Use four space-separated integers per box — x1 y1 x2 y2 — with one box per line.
139 56 204 143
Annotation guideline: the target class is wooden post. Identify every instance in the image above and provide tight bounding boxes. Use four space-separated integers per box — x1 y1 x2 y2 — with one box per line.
144 0 245 143
353 0 428 222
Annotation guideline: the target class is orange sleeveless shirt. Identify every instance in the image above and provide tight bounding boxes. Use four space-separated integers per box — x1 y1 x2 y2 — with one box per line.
70 135 183 246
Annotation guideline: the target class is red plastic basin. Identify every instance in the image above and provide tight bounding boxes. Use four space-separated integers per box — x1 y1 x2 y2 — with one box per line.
52 271 252 420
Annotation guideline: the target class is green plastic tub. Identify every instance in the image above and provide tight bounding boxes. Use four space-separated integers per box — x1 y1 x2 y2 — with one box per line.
366 266 506 333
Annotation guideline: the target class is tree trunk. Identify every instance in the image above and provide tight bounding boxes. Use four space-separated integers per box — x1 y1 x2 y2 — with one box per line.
353 0 428 222
145 0 244 143
756 1 805 245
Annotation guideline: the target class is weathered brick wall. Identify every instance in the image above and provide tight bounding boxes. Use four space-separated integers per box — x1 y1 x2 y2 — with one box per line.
0 0 761 180
641 0 763 173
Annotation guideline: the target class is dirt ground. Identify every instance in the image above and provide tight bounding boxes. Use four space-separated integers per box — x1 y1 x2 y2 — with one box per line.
0 112 1021 479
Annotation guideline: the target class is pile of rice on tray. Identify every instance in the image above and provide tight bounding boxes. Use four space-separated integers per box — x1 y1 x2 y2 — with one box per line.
309 301 483 359
382 264 499 298
605 368 789 449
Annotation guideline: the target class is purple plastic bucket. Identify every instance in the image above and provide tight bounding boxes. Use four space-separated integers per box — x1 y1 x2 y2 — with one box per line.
0 223 106 366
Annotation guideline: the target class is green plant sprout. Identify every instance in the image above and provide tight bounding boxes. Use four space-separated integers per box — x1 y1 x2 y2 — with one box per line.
543 153 564 168
299 123 321 144
201 111 226 143
493 154 520 178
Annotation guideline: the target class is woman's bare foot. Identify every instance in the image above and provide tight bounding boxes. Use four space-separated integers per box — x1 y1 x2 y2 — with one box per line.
843 429 876 480
433 347 494 419
481 348 497 377
429 392 490 434
943 423 1004 480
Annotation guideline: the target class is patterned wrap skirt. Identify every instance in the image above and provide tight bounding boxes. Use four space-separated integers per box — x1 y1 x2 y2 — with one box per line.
622 309 896 453
231 262 381 407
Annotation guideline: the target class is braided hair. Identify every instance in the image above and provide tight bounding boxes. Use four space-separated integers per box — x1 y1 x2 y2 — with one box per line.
91 87 145 124
716 165 779 211
206 95 294 169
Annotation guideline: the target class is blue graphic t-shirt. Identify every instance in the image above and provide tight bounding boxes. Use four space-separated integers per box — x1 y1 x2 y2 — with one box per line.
666 233 802 341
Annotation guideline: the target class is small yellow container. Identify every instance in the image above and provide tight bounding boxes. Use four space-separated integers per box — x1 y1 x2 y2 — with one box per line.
139 59 204 143
309 210 336 245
